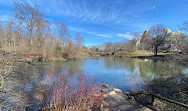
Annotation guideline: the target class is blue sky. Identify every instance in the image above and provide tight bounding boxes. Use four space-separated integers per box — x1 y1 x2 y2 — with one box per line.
0 0 188 46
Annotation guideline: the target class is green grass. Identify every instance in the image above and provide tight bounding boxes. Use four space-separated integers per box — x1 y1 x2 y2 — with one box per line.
128 50 171 57
131 50 152 56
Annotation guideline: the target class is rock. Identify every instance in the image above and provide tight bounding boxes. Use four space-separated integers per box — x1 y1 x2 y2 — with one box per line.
108 91 116 96
105 90 153 111
100 103 104 111
113 88 122 93
101 84 108 88
103 94 108 98
107 91 124 105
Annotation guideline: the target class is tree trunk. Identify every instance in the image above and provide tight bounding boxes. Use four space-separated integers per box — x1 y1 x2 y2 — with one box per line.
155 46 158 55
30 30 33 46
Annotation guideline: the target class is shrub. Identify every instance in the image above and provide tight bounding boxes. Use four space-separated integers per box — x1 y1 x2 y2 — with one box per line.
40 69 104 111
55 44 63 58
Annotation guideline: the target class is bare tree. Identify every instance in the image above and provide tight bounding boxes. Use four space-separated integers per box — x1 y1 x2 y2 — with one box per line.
104 42 113 54
76 33 84 47
0 2 87 61
75 33 84 58
181 21 188 32
180 21 188 54
130 32 142 50
131 32 141 39
13 2 42 49
35 18 47 61
0 23 4 49
149 24 166 55
5 21 15 51
57 23 69 47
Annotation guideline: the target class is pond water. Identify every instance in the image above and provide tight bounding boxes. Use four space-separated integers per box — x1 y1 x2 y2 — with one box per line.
1 57 187 110
45 57 186 92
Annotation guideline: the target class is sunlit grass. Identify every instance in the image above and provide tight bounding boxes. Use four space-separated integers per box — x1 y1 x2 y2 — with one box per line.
128 50 172 57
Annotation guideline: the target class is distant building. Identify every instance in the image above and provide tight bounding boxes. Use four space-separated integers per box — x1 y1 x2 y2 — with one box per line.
165 30 186 51
135 39 140 50
133 28 185 52
140 30 150 50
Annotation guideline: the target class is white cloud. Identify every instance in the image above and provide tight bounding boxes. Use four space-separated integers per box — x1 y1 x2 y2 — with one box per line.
0 0 160 28
117 32 133 40
97 34 113 38
87 31 113 38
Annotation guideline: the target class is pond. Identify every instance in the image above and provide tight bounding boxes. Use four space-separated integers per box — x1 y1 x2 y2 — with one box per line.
1 57 187 110
45 57 186 92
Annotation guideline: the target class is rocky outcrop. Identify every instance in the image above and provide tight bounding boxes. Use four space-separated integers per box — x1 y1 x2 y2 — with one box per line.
102 88 152 111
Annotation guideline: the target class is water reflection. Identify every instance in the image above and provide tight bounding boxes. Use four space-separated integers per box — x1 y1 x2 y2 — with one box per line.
82 57 186 91
46 60 84 76
101 57 185 79
1 57 187 110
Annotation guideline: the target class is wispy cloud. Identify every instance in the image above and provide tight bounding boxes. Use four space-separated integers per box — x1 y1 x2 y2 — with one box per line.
97 34 113 38
0 0 160 27
87 31 113 38
0 0 166 46
117 32 134 40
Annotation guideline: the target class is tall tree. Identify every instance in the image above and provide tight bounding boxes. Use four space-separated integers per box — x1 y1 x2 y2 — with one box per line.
0 23 4 49
149 24 166 55
36 18 46 61
179 21 188 54
57 23 69 47
6 21 14 50
181 21 188 32
104 43 113 53
13 2 42 49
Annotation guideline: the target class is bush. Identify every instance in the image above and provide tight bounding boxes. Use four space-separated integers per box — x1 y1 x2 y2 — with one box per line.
40 68 104 110
55 45 63 57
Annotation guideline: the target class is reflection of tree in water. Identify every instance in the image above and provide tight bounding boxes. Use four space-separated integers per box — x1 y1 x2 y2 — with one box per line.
103 57 136 72
61 60 84 75
46 60 85 76
2 59 85 110
103 57 186 80
1 61 45 110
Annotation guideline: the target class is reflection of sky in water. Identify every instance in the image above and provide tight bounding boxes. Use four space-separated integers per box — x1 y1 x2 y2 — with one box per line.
42 57 187 93
183 68 188 75
83 59 145 92
3 57 187 110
